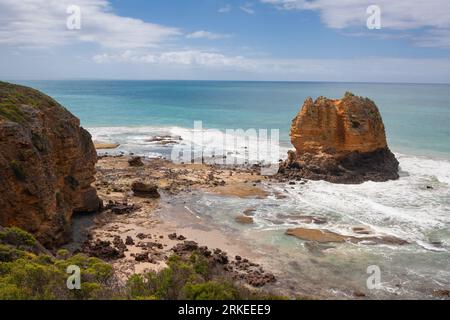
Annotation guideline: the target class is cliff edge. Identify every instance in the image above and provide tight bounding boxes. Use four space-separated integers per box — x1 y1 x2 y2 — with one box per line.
0 81 101 247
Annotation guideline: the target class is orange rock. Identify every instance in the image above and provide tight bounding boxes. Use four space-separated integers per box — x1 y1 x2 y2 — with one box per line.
0 81 101 247
280 92 399 184
291 93 388 156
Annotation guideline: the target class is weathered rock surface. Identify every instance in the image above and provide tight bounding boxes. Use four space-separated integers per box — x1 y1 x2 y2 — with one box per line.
131 181 160 198
279 92 399 184
235 215 254 224
286 227 409 246
128 156 144 167
0 81 101 247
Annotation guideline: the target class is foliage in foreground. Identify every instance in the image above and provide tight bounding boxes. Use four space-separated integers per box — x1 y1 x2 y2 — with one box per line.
0 227 116 300
0 227 285 300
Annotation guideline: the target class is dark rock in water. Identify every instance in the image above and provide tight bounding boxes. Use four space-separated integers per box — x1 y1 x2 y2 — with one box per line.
278 93 399 184
243 208 257 216
131 181 160 198
286 227 409 246
235 215 254 224
128 156 144 167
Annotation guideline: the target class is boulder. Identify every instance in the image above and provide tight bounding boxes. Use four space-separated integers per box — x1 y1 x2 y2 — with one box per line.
0 81 101 247
235 215 254 224
128 156 144 167
131 181 160 198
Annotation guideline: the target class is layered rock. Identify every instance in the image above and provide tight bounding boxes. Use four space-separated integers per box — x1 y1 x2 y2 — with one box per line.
0 81 101 247
279 92 399 183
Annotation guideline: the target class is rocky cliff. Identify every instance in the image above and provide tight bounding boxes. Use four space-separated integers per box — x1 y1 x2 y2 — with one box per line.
279 92 399 184
0 81 101 247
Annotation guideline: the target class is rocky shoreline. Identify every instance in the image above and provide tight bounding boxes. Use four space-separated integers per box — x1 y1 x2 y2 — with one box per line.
72 155 282 295
67 153 415 299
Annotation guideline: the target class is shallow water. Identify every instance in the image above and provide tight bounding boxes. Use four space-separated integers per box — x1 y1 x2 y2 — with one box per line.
12 80 450 298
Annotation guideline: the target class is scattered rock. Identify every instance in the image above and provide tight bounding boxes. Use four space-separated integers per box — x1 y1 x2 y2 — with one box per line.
105 201 140 215
352 226 372 235
81 240 125 260
286 228 348 243
235 215 254 224
128 156 144 167
168 233 178 240
286 227 409 246
172 241 199 254
94 142 120 150
125 236 135 246
243 208 257 216
131 181 160 198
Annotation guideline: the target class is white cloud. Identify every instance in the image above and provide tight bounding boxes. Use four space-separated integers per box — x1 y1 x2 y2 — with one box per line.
261 0 450 47
186 30 232 40
218 4 232 13
0 0 180 48
240 4 255 14
91 50 450 82
93 50 256 70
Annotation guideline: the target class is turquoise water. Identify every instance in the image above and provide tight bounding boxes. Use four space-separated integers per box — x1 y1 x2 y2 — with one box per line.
9 80 450 298
15 80 450 159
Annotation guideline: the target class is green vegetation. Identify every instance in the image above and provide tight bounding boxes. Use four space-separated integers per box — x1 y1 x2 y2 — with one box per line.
0 227 116 300
0 227 36 247
0 227 287 300
0 81 61 124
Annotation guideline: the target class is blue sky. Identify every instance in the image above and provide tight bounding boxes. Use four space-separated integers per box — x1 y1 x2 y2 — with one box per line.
1 0 450 82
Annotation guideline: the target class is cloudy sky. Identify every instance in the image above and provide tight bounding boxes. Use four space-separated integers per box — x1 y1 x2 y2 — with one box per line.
1 0 450 82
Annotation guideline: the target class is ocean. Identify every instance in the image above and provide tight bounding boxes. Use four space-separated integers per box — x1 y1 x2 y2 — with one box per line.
14 80 450 298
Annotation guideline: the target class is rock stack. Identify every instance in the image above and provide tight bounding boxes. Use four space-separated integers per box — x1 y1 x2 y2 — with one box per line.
279 92 399 184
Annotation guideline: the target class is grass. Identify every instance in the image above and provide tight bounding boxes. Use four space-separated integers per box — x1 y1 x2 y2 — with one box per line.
0 81 62 124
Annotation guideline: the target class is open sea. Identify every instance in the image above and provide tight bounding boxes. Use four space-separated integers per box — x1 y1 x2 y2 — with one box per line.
14 80 450 298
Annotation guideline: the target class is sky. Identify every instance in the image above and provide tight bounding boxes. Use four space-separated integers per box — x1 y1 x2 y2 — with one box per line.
1 0 450 83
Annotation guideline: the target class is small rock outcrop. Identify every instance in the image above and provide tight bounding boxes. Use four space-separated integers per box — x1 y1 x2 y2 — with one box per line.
0 81 101 247
131 181 160 198
279 92 399 184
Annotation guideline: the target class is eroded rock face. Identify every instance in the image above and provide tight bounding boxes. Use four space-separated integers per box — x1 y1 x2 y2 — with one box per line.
279 92 399 184
0 81 101 247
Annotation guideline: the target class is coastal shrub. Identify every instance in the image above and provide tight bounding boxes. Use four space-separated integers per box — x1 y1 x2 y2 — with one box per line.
184 281 240 300
0 227 36 247
189 252 210 278
0 226 116 300
0 105 26 123
126 254 207 299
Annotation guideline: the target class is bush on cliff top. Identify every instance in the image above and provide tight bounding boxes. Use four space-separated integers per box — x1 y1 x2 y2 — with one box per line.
0 81 63 123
